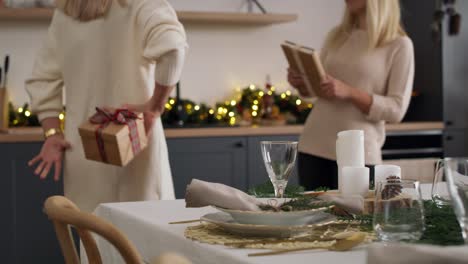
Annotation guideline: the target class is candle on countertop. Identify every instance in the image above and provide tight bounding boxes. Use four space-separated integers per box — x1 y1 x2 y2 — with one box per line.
341 166 370 197
374 165 401 185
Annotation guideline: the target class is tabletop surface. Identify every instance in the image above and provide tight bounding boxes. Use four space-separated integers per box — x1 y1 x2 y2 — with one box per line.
95 200 366 264
94 185 433 264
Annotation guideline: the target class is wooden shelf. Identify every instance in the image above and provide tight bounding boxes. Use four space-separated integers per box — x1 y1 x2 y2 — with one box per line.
0 7 53 20
0 8 298 25
177 11 298 25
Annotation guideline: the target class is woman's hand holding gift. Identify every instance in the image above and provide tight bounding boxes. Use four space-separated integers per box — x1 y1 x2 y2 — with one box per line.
124 82 174 135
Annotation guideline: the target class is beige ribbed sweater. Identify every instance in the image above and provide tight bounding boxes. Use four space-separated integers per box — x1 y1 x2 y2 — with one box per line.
26 0 188 212
299 29 415 165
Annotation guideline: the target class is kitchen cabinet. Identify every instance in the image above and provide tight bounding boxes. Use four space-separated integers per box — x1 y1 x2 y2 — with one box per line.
444 130 468 157
401 0 443 122
168 135 302 199
442 0 468 130
168 137 248 198
441 1 468 156
0 143 63 264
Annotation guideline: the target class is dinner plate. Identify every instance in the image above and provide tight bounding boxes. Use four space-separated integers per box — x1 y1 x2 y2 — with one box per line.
201 212 336 238
214 204 334 226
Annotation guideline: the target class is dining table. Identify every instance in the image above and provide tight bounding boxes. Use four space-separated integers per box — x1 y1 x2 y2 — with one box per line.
92 184 434 264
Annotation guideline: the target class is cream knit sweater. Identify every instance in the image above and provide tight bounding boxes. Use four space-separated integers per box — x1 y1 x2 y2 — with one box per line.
26 0 187 212
299 29 415 165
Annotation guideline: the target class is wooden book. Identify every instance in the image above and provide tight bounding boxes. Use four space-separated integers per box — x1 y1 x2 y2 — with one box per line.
281 41 326 97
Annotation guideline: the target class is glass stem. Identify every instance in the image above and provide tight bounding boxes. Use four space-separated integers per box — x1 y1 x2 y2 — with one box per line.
462 223 468 244
274 183 286 198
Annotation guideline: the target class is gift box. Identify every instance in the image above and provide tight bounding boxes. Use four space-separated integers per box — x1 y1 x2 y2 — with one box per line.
78 108 148 167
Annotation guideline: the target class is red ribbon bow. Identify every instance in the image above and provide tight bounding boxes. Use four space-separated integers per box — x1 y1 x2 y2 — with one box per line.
89 107 142 163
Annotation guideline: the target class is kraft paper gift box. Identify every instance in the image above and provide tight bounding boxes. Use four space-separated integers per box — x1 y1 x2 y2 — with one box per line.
78 108 148 167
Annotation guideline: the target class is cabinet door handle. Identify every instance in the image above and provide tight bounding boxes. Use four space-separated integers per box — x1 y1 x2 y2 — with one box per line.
446 120 453 126
234 142 244 148
446 136 453 141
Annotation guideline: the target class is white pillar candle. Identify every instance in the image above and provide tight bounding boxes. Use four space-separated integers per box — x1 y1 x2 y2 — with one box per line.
336 130 365 192
374 165 401 185
341 166 370 197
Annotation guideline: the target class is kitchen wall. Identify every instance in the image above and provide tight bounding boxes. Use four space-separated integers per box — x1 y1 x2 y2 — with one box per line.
0 0 344 106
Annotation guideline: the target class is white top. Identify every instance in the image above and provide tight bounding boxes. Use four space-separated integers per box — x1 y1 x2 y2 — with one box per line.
26 0 188 212
299 29 415 165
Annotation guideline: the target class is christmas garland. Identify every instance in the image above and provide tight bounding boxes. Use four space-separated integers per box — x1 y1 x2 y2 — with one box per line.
9 84 312 128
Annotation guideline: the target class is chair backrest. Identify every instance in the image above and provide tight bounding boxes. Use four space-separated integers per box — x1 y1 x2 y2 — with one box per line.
44 196 142 264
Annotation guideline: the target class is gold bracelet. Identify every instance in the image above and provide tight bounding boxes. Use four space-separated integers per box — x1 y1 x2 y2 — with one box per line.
44 128 63 139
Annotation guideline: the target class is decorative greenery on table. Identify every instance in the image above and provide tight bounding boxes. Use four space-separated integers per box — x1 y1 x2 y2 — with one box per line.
250 182 465 246
247 181 305 198
419 201 464 245
258 197 333 212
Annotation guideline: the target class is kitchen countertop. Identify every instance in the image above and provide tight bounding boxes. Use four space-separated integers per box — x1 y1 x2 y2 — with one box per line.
0 122 445 143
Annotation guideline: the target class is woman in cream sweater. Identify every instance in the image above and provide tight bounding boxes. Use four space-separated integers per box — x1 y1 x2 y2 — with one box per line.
26 0 187 212
288 0 414 190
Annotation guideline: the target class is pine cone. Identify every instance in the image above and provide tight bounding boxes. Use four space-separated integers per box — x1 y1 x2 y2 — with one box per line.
381 175 403 200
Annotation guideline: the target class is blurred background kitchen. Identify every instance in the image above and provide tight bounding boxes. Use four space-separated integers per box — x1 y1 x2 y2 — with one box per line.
0 0 467 263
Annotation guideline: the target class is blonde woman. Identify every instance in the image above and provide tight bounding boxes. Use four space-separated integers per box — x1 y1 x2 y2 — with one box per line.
288 0 414 190
26 0 187 212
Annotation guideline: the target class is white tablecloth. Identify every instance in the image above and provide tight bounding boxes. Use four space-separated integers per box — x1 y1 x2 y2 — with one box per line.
93 185 434 264
94 200 366 264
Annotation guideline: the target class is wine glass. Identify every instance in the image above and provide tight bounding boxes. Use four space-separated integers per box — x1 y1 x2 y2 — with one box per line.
432 159 451 206
444 157 468 244
373 180 425 242
260 141 298 198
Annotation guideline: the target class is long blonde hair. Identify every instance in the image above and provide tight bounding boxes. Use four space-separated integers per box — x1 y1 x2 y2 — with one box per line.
325 0 406 51
55 0 127 21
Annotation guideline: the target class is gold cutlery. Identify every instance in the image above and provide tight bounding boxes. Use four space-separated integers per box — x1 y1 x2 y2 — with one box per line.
248 232 366 257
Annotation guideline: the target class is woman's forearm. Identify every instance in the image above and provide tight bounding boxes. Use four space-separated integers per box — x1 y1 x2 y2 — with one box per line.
41 117 62 134
149 83 174 113
349 86 373 114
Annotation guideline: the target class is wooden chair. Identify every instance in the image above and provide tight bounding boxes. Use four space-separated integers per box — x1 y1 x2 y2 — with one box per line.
44 196 191 264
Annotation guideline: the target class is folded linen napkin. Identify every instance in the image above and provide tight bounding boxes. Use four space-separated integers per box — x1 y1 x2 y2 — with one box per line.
185 179 261 211
318 193 365 214
367 243 468 264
